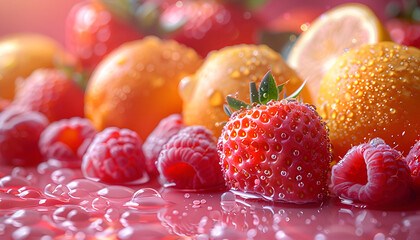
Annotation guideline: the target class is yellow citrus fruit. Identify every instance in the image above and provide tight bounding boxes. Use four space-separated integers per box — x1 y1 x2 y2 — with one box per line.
85 36 203 140
0 33 72 100
318 42 420 160
180 44 312 137
287 3 391 105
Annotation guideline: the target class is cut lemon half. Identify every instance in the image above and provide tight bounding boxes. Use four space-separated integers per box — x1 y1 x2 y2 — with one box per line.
287 3 390 106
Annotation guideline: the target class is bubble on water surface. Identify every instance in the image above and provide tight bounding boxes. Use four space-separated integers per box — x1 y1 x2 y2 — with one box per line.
51 169 77 184
124 188 170 210
66 179 105 192
12 226 55 240
0 176 31 188
97 186 134 199
5 209 41 227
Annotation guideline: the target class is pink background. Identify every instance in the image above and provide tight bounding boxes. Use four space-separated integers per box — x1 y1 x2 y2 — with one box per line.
0 0 397 46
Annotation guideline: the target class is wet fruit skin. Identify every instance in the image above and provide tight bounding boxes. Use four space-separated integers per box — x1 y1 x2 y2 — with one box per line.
85 36 202 141
8 69 85 123
0 109 49 166
331 138 412 205
180 44 312 138
318 42 420 160
218 74 332 203
0 33 74 100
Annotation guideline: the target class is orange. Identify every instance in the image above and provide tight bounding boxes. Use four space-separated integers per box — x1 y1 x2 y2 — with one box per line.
0 33 73 100
85 36 203 140
287 3 391 105
318 42 420 160
180 44 312 137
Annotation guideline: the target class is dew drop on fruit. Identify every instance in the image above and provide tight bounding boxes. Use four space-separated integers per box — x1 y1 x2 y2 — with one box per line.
208 89 223 107
221 192 237 212
124 188 170 210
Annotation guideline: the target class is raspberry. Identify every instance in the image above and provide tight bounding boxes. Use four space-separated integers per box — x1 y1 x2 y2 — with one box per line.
143 114 185 176
82 127 148 184
0 109 49 166
39 117 97 168
331 138 412 205
405 140 420 191
157 126 225 190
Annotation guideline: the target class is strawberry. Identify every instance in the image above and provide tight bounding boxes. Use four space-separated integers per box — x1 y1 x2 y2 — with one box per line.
8 69 85 123
160 0 259 57
82 127 149 184
405 140 420 191
157 126 224 190
331 138 412 205
218 72 332 203
65 0 143 70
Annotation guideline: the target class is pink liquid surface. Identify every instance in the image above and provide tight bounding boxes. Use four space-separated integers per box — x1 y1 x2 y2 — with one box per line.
0 163 419 240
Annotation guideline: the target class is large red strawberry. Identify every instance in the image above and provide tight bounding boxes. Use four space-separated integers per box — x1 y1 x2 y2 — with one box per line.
160 0 260 57
65 0 143 70
218 72 332 203
8 69 85 123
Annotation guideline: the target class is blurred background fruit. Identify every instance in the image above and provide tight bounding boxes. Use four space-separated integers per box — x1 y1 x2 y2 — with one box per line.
0 33 75 100
318 41 420 160
85 36 202 140
8 68 85 122
180 44 312 137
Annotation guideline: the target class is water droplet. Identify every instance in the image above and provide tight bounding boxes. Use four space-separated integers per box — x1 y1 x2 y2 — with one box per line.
389 108 396 114
92 197 110 210
44 184 70 201
12 226 55 240
51 169 76 184
97 186 134 199
5 209 41 227
0 176 31 188
221 192 237 212
67 179 105 192
208 89 223 107
105 208 120 222
124 188 170 210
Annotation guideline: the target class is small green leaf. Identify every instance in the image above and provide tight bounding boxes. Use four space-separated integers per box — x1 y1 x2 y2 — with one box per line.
249 82 260 104
286 80 306 100
226 96 250 110
259 71 278 104
276 82 287 100
223 104 232 117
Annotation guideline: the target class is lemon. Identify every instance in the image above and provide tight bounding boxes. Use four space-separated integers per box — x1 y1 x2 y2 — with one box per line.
287 3 391 106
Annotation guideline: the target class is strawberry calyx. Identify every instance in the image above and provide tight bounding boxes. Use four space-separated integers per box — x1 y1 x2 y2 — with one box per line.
223 71 305 117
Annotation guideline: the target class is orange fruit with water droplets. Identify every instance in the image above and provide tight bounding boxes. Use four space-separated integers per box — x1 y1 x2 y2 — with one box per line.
85 36 202 140
287 3 391 105
0 33 74 100
180 44 312 137
318 41 420 160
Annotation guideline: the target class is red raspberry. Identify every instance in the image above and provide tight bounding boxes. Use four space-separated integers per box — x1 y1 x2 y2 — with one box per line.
39 117 97 168
10 69 85 122
331 138 412 205
143 114 185 176
157 126 225 190
82 127 148 184
405 140 420 191
0 109 49 166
